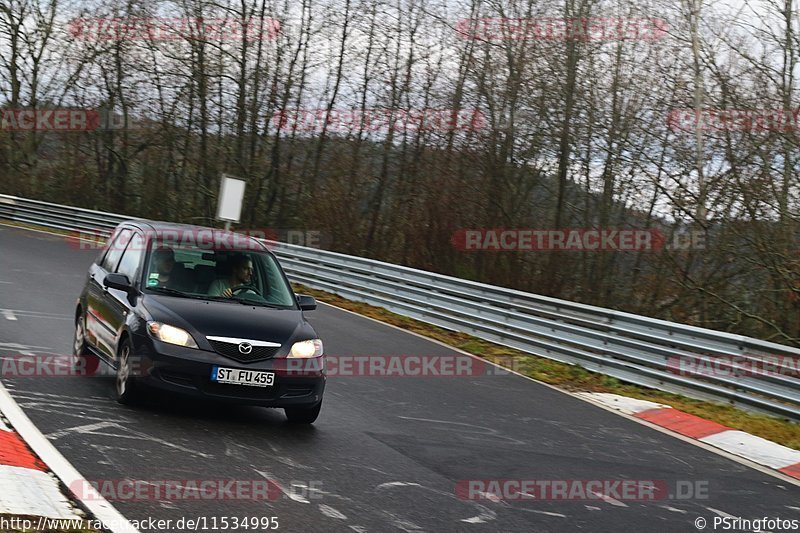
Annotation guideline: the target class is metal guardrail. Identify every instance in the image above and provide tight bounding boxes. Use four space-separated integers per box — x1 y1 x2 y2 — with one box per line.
1 193 798 420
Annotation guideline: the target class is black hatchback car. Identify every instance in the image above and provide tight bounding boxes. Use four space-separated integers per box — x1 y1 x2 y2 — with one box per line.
73 221 325 423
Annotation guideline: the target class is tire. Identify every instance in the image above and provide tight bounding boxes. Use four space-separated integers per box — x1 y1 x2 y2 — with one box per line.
115 337 139 405
284 402 322 424
72 315 99 376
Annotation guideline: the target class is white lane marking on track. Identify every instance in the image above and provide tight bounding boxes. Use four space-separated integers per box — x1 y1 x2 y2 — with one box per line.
787 506 800 511
660 505 688 514
588 490 628 507
341 463 391 476
584 505 601 511
256 471 309 503
17 399 125 415
318 504 348 519
397 416 526 445
0 342 50 354
706 507 737 518
372 479 497 525
376 482 423 490
517 509 567 518
113 426 215 458
472 491 501 502
45 420 213 459
18 405 122 424
382 512 423 532
0 308 70 320
0 355 72 368
289 482 327 500
13 390 110 402
461 506 498 523
273 455 312 469
46 421 119 439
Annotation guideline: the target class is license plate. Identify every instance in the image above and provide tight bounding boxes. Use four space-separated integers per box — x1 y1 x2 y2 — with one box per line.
211 366 275 387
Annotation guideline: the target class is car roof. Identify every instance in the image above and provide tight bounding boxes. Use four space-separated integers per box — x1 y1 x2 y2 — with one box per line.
117 219 267 251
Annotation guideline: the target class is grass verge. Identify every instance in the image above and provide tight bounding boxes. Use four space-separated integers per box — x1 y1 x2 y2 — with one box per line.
295 284 800 450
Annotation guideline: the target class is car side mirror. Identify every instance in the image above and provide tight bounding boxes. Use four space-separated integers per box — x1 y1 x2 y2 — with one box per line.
296 294 316 311
104 273 137 297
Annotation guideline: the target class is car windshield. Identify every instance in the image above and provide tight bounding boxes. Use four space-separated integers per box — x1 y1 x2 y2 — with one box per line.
142 234 297 309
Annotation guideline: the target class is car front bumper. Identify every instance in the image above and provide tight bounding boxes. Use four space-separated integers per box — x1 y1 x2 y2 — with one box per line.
130 333 325 407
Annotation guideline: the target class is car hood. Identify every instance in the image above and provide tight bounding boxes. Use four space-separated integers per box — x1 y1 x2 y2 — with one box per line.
142 294 315 351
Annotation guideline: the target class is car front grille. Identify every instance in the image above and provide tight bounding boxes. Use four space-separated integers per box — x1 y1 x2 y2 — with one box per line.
208 339 280 363
202 381 279 400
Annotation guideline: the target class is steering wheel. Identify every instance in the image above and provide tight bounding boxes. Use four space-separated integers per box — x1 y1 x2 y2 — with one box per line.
229 284 262 297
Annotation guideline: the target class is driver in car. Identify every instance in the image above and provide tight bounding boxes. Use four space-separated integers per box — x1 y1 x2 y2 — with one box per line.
208 254 254 298
152 246 176 288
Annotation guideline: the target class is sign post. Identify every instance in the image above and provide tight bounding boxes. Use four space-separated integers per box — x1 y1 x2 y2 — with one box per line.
216 174 246 230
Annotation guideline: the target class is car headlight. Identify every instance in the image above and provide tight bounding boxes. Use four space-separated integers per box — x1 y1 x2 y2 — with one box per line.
147 322 198 348
289 339 323 358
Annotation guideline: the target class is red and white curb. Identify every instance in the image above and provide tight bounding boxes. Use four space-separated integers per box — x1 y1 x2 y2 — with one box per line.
577 392 800 482
0 381 139 532
0 414 79 519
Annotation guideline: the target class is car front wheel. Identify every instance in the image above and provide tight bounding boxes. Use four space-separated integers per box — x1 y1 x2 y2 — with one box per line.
72 315 99 376
116 337 139 405
284 402 321 424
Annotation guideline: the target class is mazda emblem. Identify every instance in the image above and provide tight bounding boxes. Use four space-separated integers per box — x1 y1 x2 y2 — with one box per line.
238 342 253 355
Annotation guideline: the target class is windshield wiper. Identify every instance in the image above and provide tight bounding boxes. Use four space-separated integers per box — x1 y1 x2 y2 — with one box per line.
184 293 287 308
230 297 287 309
147 287 197 299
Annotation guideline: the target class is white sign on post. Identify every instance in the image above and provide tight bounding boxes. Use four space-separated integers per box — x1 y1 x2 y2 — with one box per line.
216 175 246 225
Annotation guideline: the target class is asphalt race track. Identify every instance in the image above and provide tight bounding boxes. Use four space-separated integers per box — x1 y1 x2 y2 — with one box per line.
0 225 798 533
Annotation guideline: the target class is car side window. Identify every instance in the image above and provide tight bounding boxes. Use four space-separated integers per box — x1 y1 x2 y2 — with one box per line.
116 232 145 282
101 229 132 272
